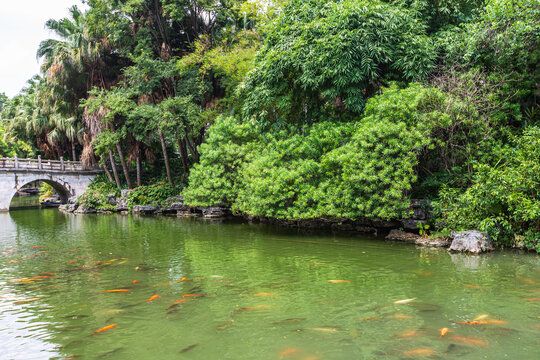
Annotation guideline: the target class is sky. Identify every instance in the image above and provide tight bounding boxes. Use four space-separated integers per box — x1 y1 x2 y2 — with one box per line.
0 0 88 98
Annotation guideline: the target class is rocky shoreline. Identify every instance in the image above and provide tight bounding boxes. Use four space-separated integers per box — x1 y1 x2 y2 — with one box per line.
60 192 494 254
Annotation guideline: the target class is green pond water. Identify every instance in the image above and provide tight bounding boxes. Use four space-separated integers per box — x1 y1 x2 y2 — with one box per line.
1 209 540 360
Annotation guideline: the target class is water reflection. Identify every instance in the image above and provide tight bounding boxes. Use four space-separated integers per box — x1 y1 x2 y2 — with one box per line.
1 210 539 359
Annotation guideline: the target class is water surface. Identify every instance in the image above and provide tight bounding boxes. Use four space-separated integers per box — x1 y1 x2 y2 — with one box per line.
1 210 539 359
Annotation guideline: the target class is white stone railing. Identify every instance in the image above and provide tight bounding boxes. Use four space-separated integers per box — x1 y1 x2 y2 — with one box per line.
0 156 96 172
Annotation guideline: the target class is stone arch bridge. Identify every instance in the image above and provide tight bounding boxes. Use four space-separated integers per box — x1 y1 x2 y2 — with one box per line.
0 157 103 211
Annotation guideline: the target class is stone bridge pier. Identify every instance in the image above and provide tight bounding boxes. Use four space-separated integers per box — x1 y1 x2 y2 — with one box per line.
0 158 102 211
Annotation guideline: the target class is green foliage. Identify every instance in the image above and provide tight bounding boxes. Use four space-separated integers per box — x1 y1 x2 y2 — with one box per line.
77 175 120 211
183 116 261 207
39 183 55 202
127 181 182 207
241 0 436 127
435 127 540 251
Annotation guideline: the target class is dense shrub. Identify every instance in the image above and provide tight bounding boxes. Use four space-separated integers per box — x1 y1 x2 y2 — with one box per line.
435 127 540 250
77 175 120 211
183 116 261 207
127 181 182 208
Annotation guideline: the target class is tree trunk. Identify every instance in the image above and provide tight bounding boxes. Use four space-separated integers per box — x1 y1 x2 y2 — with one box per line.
116 142 132 189
185 136 200 163
177 135 189 175
109 151 121 188
102 162 114 183
136 140 142 187
71 141 77 162
159 127 173 185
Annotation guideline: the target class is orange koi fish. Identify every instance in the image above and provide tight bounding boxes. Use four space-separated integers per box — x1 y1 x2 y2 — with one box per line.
280 348 299 358
397 329 417 338
102 289 130 293
473 314 489 321
178 277 188 282
182 294 202 298
14 297 41 304
66 260 77 264
403 348 435 356
10 278 34 282
68 248 78 252
94 261 102 265
456 321 488 325
518 278 536 285
464 284 485 289
524 298 540 301
6 260 23 263
488 319 508 324
31 246 45 249
168 299 186 307
451 335 487 346
393 314 412 319
42 273 56 276
33 275 52 279
394 298 416 304
147 294 161 302
214 280 232 283
132 280 138 284
27 255 38 258
93 324 118 334
327 280 350 283
440 328 449 338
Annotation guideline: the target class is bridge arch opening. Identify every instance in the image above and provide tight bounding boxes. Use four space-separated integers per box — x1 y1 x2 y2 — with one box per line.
9 180 71 210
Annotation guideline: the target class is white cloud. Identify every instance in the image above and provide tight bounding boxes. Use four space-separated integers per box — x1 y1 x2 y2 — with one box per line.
0 0 88 97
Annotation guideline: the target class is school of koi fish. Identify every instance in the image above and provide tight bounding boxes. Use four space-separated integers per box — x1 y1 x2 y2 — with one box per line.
1 211 540 359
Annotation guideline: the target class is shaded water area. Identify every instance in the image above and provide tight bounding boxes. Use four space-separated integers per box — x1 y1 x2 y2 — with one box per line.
1 210 539 360
9 195 40 210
